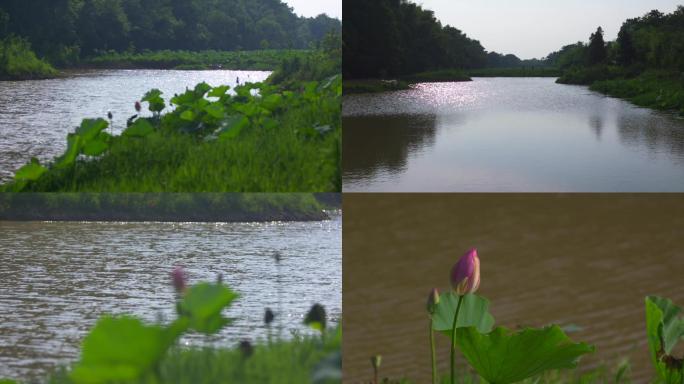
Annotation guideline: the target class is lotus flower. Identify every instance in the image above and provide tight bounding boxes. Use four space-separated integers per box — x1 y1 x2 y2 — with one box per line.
450 248 480 295
427 287 440 314
171 266 187 293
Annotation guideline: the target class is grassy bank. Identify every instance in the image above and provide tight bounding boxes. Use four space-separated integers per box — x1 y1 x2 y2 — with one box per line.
401 69 471 83
557 67 684 115
1 64 341 192
42 329 341 384
84 49 311 71
467 67 560 77
0 36 58 80
0 193 331 222
589 71 684 115
343 79 411 94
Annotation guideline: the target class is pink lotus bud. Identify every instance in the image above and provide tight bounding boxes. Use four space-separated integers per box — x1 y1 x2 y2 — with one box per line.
171 266 187 293
450 248 480 295
135 101 142 112
427 288 440 314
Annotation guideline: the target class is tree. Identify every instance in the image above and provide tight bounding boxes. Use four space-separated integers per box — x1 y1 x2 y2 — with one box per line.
587 26 607 65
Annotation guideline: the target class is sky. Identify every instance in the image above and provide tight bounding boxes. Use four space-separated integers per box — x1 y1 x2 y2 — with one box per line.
282 0 341 19
415 0 683 59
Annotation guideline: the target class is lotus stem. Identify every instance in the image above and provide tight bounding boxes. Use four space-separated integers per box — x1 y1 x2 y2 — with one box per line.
430 317 437 384
450 294 464 384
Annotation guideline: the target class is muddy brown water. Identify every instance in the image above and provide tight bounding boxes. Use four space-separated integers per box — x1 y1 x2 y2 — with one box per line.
343 195 684 383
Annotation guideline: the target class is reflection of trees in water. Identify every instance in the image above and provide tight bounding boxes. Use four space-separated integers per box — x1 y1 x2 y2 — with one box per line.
589 115 604 140
617 114 684 163
342 114 438 178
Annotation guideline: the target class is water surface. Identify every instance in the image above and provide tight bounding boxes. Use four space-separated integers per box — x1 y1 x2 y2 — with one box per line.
343 195 684 383
0 213 340 380
0 69 270 182
343 78 684 191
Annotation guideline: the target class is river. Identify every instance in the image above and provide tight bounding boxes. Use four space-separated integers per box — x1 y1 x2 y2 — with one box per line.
343 195 684 383
343 78 684 192
0 212 340 380
0 69 270 183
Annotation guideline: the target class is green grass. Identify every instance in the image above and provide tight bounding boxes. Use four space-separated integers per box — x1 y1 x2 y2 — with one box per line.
0 36 58 80
85 49 311 71
343 79 411 94
2 67 341 192
0 193 330 221
44 329 341 384
467 67 560 77
589 70 684 115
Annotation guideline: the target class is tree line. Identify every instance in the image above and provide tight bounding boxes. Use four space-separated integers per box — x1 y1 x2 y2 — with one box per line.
546 6 684 73
343 0 542 79
0 0 340 66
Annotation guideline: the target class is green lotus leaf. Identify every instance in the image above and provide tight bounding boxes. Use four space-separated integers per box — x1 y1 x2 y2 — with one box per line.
55 134 82 168
207 85 229 98
645 296 684 382
82 140 108 156
204 103 224 119
70 316 175 384
177 283 238 334
456 325 595 384
180 110 195 121
432 293 495 337
123 119 154 137
14 158 46 181
218 115 249 140
75 118 108 142
142 89 165 113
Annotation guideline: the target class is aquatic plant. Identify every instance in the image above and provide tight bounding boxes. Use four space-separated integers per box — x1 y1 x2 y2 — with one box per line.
430 248 594 384
645 296 684 383
427 288 440 384
2 71 342 192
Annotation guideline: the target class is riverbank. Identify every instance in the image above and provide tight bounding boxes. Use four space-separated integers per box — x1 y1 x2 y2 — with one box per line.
0 69 341 192
558 68 684 115
344 70 471 94
0 36 58 80
467 67 560 77
0 193 334 222
82 49 310 71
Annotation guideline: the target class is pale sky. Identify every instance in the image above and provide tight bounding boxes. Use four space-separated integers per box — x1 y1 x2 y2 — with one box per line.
415 0 682 59
283 0 342 19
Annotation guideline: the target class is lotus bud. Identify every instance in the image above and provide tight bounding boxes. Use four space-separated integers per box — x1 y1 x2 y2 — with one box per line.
135 101 142 112
371 354 382 369
264 308 275 325
107 111 113 120
170 266 187 293
427 288 440 315
450 248 480 295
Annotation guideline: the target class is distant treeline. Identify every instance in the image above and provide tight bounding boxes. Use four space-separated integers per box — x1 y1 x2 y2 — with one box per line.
551 6 684 114
0 0 340 67
0 193 338 222
343 0 545 79
551 6 684 80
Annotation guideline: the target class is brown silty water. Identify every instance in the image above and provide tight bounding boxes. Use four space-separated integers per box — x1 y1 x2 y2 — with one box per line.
343 194 684 383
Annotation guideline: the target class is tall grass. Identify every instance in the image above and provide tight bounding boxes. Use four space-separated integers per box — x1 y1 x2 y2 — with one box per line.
44 329 341 384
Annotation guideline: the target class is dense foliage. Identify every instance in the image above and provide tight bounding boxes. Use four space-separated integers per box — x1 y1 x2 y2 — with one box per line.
0 0 340 66
551 6 684 114
342 0 549 79
0 35 57 79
